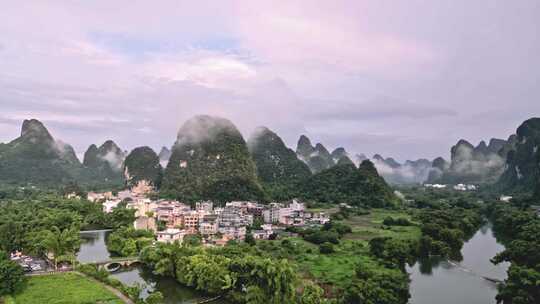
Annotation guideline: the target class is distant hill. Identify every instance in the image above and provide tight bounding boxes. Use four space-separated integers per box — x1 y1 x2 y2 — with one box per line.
296 135 335 173
247 127 311 200
161 115 265 202
497 118 540 194
299 160 397 208
0 119 84 185
124 146 162 188
82 140 125 186
435 138 512 184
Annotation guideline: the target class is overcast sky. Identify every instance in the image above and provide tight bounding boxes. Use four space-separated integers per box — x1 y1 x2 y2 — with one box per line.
1 1 539 161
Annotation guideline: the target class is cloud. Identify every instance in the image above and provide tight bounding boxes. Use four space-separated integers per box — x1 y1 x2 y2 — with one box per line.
0 0 539 162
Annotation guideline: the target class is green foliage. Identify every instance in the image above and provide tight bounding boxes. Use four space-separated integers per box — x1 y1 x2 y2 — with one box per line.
0 251 26 296
247 127 312 200
368 237 416 269
342 261 410 304
107 227 154 257
488 202 540 304
319 242 335 254
0 192 130 257
145 291 164 304
383 217 412 226
299 161 397 208
39 226 80 269
414 201 483 260
82 140 125 187
300 282 326 304
140 242 298 303
107 205 137 229
161 115 265 203
498 117 540 194
0 119 84 186
124 146 162 188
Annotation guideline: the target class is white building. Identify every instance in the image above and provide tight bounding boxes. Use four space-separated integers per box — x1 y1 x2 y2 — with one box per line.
156 228 186 243
103 199 122 213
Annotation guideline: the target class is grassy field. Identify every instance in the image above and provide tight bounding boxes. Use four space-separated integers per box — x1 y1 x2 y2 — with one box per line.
4 273 124 304
295 208 421 293
342 209 421 242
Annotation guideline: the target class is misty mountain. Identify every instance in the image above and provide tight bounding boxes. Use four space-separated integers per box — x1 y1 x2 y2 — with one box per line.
161 115 265 202
497 118 540 194
158 146 172 168
426 157 449 182
296 135 336 173
82 140 125 185
299 160 397 208
124 146 162 188
0 119 84 185
329 147 354 166
247 127 311 199
434 137 514 184
370 154 435 185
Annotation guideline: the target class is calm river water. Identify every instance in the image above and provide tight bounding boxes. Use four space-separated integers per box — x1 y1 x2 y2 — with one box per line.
79 223 508 304
407 223 509 304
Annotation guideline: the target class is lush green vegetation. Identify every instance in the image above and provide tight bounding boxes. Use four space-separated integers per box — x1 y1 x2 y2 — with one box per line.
0 251 26 297
247 127 312 201
161 115 266 203
0 192 135 259
82 140 125 188
124 146 162 188
299 161 397 208
3 273 125 304
498 117 540 194
487 200 540 304
140 243 300 304
107 227 154 257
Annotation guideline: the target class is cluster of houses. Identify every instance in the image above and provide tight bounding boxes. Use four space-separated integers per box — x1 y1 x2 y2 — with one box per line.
423 183 478 191
86 186 330 246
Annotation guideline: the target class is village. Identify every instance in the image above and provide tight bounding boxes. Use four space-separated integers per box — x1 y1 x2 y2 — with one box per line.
86 181 331 247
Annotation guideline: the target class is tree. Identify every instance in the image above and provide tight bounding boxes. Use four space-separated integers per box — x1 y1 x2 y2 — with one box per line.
319 242 335 254
0 251 26 296
343 261 410 304
300 282 325 304
245 233 256 246
145 291 164 304
40 226 80 269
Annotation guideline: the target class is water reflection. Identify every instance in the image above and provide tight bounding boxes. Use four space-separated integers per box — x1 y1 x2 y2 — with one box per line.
111 266 229 304
77 230 111 263
407 223 509 304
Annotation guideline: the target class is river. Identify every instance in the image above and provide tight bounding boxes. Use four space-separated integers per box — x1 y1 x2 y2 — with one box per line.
77 230 228 304
78 223 508 304
407 223 509 304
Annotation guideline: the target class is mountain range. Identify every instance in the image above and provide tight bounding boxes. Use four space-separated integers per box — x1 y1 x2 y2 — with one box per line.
1 116 539 200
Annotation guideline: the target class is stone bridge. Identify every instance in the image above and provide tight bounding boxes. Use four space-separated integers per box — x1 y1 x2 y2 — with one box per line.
84 257 141 271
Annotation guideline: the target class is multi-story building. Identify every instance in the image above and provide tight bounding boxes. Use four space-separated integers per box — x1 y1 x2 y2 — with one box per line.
87 191 114 202
196 201 213 213
218 226 246 240
263 203 282 224
199 215 218 235
183 211 200 229
156 228 186 243
134 216 157 231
